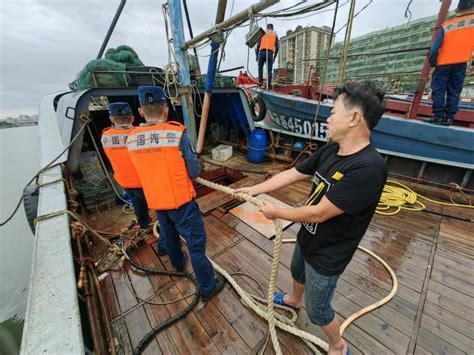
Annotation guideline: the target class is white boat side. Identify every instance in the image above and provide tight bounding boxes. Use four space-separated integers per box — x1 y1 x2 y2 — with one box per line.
20 92 84 354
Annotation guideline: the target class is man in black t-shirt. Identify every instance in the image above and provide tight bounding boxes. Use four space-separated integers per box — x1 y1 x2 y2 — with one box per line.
236 80 387 355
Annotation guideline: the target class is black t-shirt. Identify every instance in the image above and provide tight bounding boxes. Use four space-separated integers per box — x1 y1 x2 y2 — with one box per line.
295 142 387 276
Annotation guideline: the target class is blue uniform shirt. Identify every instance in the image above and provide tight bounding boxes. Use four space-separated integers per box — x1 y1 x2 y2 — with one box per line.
429 28 445 67
179 131 201 179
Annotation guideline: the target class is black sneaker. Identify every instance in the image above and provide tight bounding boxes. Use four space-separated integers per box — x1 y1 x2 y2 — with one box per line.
443 117 454 126
422 116 447 125
201 274 226 302
157 247 167 256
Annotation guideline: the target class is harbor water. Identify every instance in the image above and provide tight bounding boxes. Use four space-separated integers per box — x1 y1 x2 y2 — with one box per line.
0 125 39 353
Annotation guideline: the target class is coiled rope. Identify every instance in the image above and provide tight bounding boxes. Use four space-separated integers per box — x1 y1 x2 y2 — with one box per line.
196 177 399 354
377 179 473 216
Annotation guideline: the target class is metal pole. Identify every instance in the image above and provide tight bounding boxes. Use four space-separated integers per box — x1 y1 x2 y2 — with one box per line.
408 0 451 119
168 0 197 144
97 0 126 59
185 0 280 48
182 0 201 73
196 0 227 154
336 0 356 85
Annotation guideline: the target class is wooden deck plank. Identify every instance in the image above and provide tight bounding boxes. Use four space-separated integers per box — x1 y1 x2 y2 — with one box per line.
336 278 415 336
414 344 434 355
420 314 473 353
109 267 162 354
332 293 410 354
416 328 466 355
135 248 195 354
422 301 474 340
92 171 474 355
111 318 133 355
203 214 243 258
196 175 263 214
430 267 472 297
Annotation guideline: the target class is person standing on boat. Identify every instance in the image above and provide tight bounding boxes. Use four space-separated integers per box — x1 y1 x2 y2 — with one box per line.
256 23 279 89
236 81 387 355
127 86 225 301
101 102 167 256
424 0 474 126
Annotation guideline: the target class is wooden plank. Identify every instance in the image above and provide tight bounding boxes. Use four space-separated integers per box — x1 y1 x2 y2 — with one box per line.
423 301 474 339
414 343 433 355
438 218 474 255
351 247 427 280
433 252 473 277
202 214 243 259
431 267 472 297
435 246 474 268
101 272 121 318
426 289 474 324
336 278 415 336
416 328 466 355
229 194 293 239
109 267 162 354
350 251 426 292
338 323 394 355
346 257 423 298
420 314 473 353
332 293 410 354
365 224 434 251
129 248 205 354
196 175 263 214
137 247 199 354
111 318 133 355
340 269 418 321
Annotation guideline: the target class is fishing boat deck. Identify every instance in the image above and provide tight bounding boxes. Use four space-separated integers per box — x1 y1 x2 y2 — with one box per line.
88 161 474 355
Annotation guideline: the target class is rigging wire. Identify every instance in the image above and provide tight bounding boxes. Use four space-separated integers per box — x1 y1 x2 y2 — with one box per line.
405 0 414 23
335 0 374 34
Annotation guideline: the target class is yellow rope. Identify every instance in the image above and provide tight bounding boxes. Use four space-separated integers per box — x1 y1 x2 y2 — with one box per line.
377 179 474 216
195 177 399 354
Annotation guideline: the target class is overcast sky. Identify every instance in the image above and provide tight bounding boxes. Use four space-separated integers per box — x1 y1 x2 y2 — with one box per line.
0 0 456 118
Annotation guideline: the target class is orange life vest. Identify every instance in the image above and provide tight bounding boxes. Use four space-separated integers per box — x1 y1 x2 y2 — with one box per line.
126 121 196 210
101 127 142 188
437 13 474 66
259 32 277 52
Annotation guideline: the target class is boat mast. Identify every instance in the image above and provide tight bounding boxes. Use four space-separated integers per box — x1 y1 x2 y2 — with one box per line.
336 0 356 85
408 0 452 119
168 0 198 144
97 0 127 59
196 0 228 154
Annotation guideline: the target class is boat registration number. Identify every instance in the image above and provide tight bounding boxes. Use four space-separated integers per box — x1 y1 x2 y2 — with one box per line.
269 111 328 141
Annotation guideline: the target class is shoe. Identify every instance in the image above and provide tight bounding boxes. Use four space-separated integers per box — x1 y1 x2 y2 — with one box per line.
273 291 300 309
157 247 167 256
201 274 226 302
443 117 454 126
422 116 447 125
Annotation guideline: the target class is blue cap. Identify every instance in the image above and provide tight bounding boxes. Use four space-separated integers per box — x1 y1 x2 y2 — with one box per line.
458 0 473 10
138 86 167 105
109 102 132 116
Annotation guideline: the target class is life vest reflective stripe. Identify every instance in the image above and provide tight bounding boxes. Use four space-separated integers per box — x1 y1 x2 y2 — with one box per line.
437 14 474 66
101 127 142 188
127 121 196 210
259 32 277 52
